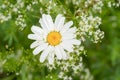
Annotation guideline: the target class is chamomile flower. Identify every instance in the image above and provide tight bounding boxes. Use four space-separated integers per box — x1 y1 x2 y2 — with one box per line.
28 14 81 64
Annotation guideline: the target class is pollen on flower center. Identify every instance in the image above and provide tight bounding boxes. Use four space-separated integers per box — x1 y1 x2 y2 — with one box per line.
47 31 62 46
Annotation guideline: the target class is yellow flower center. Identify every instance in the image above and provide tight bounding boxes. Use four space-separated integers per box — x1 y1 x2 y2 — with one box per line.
47 31 62 46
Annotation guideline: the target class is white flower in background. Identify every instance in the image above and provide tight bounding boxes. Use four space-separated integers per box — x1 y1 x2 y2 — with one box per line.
28 14 81 64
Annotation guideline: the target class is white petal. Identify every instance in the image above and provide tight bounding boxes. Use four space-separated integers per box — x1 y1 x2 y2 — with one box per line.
40 45 52 63
60 21 73 33
31 25 43 34
30 41 40 48
55 45 62 59
65 27 76 34
39 18 48 32
39 14 51 32
40 14 53 32
61 27 77 40
55 14 65 31
58 17 65 30
55 14 62 27
59 46 68 60
68 39 81 45
48 51 54 64
46 15 54 30
33 43 48 55
60 42 73 52
28 34 42 40
75 40 81 45
62 33 76 40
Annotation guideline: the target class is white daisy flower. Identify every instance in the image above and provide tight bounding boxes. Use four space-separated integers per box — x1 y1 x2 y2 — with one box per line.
28 14 81 64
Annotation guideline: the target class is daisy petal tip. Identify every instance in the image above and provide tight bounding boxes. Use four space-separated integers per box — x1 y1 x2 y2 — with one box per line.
80 41 81 45
42 14 46 16
30 45 33 49
48 60 54 65
63 57 68 60
28 34 31 39
33 49 40 55
30 44 36 49
71 21 73 23
69 21 73 25
42 14 47 18
33 52 37 55
28 34 36 40
40 57 44 63
31 25 37 30
31 25 35 28
70 49 74 52
75 40 81 45
58 14 62 16
78 40 81 45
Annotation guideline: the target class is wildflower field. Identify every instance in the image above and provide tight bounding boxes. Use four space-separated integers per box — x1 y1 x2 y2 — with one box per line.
0 0 120 80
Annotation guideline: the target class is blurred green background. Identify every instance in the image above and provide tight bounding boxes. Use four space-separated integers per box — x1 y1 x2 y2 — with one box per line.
85 5 120 80
0 1 120 80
